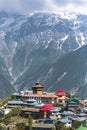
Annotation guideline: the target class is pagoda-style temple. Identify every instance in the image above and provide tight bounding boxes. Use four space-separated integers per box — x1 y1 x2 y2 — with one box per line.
20 82 57 104
32 82 44 94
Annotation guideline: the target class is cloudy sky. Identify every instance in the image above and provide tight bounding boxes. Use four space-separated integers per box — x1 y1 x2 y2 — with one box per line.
0 0 87 14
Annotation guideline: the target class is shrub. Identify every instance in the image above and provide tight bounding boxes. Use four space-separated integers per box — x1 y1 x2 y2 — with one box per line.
10 106 22 116
61 127 75 130
28 115 33 130
4 113 12 124
55 122 64 130
16 122 25 130
0 123 7 130
72 121 82 129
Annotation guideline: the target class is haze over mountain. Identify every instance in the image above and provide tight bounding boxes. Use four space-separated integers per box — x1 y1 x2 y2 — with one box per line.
0 11 87 98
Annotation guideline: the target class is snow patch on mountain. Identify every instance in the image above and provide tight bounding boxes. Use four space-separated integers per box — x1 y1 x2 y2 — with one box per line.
58 35 68 49
83 74 87 85
45 39 52 49
7 41 17 78
45 14 59 26
0 12 87 94
0 18 14 30
57 72 67 82
76 32 85 46
80 32 85 46
69 87 79 96
58 12 77 20
0 31 9 59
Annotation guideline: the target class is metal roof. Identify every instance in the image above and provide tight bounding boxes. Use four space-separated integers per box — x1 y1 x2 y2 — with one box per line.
61 111 75 115
35 103 44 107
58 117 72 123
8 100 24 105
50 107 61 112
78 113 87 117
27 98 36 102
72 117 87 121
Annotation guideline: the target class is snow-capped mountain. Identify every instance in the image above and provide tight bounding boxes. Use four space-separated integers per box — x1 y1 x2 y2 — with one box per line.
0 11 87 98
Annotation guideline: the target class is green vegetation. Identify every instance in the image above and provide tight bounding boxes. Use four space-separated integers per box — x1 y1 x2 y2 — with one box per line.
51 126 56 130
72 121 82 129
55 121 83 130
4 113 12 124
55 122 64 130
0 97 11 107
4 107 27 125
61 127 75 130
28 115 33 130
0 123 7 130
0 96 85 130
15 122 25 130
10 106 22 116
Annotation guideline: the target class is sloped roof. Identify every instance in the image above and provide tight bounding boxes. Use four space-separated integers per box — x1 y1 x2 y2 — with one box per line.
26 98 36 102
32 82 44 88
50 107 61 112
56 89 64 93
23 93 57 98
78 113 87 117
8 100 24 105
61 110 75 116
58 117 72 123
72 117 87 121
35 103 44 107
40 107 50 111
44 103 54 107
55 88 65 96
67 98 79 103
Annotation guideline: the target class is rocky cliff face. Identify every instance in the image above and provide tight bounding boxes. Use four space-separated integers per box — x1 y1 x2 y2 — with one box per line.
0 11 87 98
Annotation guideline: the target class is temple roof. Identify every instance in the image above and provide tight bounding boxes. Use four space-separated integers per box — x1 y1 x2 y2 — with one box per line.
23 93 57 98
33 82 44 87
55 88 65 96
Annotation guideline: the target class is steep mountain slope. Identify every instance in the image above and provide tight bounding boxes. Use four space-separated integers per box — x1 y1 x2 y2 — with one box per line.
0 56 15 98
0 12 87 97
14 44 87 98
3 12 86 79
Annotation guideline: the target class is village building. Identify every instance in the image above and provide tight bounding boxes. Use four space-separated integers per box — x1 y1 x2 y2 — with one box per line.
6 82 68 119
55 88 67 105
67 97 80 111
16 82 59 104
58 117 72 127
11 82 67 107
21 103 54 119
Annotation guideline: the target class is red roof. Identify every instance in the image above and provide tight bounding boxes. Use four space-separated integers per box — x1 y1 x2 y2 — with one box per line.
40 107 49 111
40 107 53 111
40 103 54 111
43 103 54 107
55 88 65 96
56 89 64 93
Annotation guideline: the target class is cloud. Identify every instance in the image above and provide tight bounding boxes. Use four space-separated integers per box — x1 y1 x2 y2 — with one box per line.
19 0 47 12
0 0 87 14
52 0 87 14
54 0 85 6
0 0 48 13
0 0 22 12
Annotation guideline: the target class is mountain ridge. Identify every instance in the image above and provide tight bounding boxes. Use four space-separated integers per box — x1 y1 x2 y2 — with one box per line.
0 11 87 98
